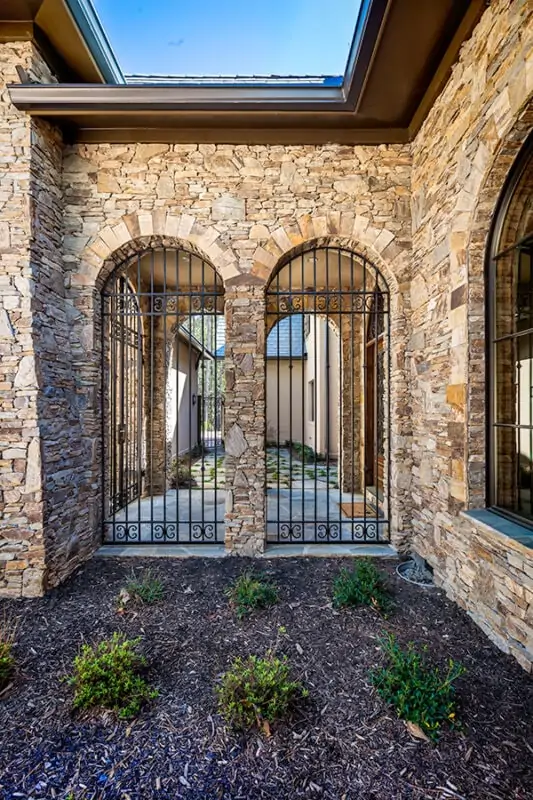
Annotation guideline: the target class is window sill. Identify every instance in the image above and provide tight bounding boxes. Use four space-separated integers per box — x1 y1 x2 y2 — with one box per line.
461 509 533 552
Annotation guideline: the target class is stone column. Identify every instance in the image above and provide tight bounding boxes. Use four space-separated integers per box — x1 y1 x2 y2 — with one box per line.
143 310 167 495
224 280 266 555
340 313 362 493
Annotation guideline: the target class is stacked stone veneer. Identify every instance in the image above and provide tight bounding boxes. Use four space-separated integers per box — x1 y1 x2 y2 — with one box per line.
409 0 533 671
0 0 532 671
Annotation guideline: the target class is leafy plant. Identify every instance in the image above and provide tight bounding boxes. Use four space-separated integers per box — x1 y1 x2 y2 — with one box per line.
169 456 194 488
370 633 465 741
124 569 164 605
68 633 157 719
226 571 278 618
332 559 392 615
0 613 17 690
217 650 307 732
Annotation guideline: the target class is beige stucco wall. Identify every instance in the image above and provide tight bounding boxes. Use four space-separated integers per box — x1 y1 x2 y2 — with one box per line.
266 360 304 445
169 337 200 457
304 317 340 458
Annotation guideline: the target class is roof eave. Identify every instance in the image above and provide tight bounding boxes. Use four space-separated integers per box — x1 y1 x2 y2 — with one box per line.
64 0 124 83
7 82 349 111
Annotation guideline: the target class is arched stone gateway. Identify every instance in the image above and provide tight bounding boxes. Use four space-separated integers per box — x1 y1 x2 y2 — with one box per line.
101 244 226 545
69 220 409 557
264 245 391 546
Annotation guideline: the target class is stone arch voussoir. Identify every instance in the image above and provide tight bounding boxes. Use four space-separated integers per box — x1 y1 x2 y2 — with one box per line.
76 211 240 289
251 213 406 295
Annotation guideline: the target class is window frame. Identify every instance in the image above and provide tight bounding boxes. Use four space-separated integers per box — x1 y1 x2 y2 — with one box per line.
487 132 533 528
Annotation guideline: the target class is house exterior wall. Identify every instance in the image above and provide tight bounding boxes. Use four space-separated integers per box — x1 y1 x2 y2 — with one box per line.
304 318 340 458
0 0 532 672
409 0 533 671
57 140 412 562
170 337 200 457
265 360 304 445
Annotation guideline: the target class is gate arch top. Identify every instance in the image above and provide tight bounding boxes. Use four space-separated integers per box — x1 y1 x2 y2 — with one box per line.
252 215 404 294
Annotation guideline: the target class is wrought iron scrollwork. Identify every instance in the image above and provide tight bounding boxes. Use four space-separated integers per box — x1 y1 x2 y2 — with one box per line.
192 523 215 541
279 523 303 540
154 523 178 541
115 523 140 542
352 522 378 541
317 523 340 541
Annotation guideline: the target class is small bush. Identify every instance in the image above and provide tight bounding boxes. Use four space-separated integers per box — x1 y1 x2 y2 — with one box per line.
226 571 278 618
125 570 164 605
68 633 157 719
370 633 465 742
332 559 392 615
169 456 194 488
0 614 17 690
217 651 307 732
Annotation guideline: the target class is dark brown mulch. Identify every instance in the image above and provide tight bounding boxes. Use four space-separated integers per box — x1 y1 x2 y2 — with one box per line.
0 556 532 800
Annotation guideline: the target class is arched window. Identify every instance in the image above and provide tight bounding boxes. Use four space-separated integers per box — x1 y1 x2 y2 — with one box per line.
488 133 533 524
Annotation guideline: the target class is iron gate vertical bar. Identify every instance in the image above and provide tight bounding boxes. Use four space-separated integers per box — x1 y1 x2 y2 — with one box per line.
213 301 218 540
289 255 294 540
101 290 106 539
338 248 343 542
122 276 129 534
529 247 533 515
111 278 117 533
175 249 180 541
301 254 305 539
201 254 206 538
387 281 391 540
276 264 281 542
374 267 379 541
363 257 368 541
517 251 522 515
150 249 155 542
350 252 355 541
188 252 193 543
325 248 330 542
136 254 142 534
313 251 318 535
163 247 168 540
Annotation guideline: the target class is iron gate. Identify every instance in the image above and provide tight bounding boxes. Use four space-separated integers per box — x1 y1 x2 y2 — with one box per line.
102 248 225 544
265 246 390 544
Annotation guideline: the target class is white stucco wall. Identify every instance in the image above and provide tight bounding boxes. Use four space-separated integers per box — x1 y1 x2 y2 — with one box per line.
168 336 200 456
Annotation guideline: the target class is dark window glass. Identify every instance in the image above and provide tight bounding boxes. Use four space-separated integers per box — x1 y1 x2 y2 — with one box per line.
492 241 533 523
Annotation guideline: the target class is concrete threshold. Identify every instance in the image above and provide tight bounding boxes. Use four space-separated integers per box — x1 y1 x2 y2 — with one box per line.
263 543 397 558
96 543 397 559
96 544 227 558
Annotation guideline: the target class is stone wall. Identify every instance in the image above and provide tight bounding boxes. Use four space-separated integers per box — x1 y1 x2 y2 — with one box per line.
61 145 413 563
0 43 51 596
410 0 533 671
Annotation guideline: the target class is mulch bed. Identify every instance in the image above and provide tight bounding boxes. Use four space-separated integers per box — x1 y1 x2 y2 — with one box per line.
0 556 532 799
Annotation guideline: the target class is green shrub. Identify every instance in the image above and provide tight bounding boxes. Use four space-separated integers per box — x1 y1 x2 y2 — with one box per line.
291 441 317 463
226 571 278 618
217 651 307 732
125 570 164 605
332 559 392 615
68 633 157 719
0 614 17 690
169 457 194 488
370 633 465 741
0 642 15 690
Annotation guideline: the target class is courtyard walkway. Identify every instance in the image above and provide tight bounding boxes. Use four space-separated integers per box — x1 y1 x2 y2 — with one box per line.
104 447 386 544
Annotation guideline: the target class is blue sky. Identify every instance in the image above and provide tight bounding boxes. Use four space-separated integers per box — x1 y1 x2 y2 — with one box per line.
92 0 361 77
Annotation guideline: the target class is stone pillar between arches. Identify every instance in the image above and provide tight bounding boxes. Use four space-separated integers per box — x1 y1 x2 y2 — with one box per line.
223 282 267 554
